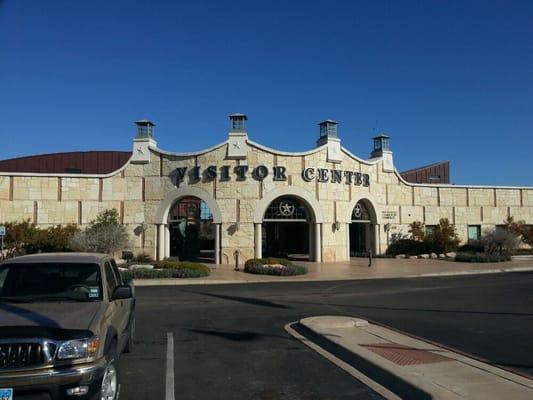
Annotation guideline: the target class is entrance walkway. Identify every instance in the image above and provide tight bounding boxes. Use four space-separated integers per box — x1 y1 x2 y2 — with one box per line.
135 258 533 286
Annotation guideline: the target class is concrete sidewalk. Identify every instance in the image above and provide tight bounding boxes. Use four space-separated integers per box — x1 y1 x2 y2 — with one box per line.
134 258 533 286
290 316 533 400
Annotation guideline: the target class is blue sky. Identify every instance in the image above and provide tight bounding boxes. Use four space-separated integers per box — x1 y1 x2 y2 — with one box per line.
1 0 532 185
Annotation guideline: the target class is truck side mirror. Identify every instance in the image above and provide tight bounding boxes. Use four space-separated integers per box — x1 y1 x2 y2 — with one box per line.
111 285 132 300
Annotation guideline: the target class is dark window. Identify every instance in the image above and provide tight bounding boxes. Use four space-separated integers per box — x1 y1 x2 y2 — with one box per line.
110 259 123 286
425 225 437 236
0 263 102 302
264 196 309 221
104 261 118 299
468 225 481 241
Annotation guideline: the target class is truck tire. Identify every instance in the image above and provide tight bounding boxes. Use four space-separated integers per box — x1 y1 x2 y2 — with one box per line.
93 343 121 400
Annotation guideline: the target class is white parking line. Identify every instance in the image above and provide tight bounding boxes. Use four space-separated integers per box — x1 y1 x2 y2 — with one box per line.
166 332 175 400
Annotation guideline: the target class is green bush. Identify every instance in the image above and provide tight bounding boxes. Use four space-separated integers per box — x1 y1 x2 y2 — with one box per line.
386 239 444 256
121 267 209 281
244 258 306 276
455 252 511 263
134 253 154 263
154 260 210 273
244 258 293 269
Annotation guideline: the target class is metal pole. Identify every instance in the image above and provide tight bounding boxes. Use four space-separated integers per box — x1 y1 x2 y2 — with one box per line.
1 235 3 260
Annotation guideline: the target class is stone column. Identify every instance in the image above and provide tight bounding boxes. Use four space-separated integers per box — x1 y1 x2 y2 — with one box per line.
314 223 322 262
308 223 314 260
254 223 262 259
164 224 170 259
157 224 165 261
346 223 351 260
214 223 221 265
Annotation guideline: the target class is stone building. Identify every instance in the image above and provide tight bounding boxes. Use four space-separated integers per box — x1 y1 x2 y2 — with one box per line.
0 114 532 263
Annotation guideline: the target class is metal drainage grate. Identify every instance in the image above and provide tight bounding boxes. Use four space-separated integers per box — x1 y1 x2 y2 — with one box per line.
361 343 451 366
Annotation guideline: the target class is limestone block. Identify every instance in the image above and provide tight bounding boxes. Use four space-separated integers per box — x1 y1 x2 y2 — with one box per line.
495 189 521 207
468 188 494 206
400 206 424 224
387 184 412 206
123 162 144 177
414 187 438 206
123 201 145 224
510 206 533 223
454 207 482 224
81 201 121 224
0 200 34 222
13 177 58 201
439 188 467 206
482 207 509 224
523 190 533 206
424 206 453 225
37 201 78 225
0 177 9 200
62 178 99 201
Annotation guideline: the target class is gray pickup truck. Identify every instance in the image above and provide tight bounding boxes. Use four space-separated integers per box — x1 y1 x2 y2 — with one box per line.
0 253 135 400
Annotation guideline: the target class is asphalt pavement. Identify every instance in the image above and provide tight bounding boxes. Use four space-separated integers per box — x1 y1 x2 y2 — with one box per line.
120 271 533 399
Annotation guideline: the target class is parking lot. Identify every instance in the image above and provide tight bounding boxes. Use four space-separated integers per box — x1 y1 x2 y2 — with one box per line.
120 271 533 399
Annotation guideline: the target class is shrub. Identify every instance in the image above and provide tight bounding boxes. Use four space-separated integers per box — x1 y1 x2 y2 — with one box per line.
134 253 154 263
121 267 209 281
408 221 425 241
386 239 444 256
458 241 485 253
455 252 511 263
71 209 130 255
153 260 210 275
244 258 293 269
480 227 520 255
243 258 306 276
428 218 460 252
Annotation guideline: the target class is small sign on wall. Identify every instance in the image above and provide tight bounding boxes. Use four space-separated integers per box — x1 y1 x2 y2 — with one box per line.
382 211 397 220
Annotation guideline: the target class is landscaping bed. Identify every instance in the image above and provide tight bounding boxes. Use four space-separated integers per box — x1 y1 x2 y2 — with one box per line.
454 252 511 263
121 260 210 282
244 258 307 276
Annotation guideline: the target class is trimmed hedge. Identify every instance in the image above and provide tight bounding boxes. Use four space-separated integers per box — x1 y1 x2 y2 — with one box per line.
455 252 511 263
153 260 210 273
386 239 445 256
121 260 210 282
244 258 307 276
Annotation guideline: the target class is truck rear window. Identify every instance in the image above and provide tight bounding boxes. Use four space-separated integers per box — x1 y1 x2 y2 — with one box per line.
0 263 103 303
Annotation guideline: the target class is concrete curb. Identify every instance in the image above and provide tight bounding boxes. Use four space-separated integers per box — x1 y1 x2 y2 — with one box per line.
289 316 533 400
133 266 533 286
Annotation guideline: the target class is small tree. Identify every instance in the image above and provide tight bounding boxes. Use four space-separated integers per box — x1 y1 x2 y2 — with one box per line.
430 218 460 252
480 227 521 255
408 221 425 241
2 220 38 258
71 209 130 255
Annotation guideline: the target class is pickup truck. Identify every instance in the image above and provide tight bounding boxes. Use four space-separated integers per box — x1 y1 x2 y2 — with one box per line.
0 253 135 400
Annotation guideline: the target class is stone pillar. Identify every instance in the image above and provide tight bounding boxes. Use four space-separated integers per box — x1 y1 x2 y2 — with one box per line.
314 223 322 262
254 223 262 259
308 223 314 260
215 223 221 265
164 224 170 259
346 223 351 260
157 224 165 261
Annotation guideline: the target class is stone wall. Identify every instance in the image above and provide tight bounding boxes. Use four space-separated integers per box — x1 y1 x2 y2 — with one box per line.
1 137 532 263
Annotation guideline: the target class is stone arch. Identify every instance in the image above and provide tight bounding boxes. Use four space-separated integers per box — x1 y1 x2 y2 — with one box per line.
345 194 380 224
253 186 323 223
156 186 222 224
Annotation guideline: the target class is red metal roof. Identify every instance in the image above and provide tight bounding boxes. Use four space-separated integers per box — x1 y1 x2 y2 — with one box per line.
400 161 450 184
0 151 132 174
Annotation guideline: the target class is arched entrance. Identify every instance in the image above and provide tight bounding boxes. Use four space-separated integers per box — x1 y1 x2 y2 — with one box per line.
262 196 312 261
349 200 376 256
168 196 215 263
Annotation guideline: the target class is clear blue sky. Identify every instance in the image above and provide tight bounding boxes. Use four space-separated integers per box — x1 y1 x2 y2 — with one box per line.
1 0 532 185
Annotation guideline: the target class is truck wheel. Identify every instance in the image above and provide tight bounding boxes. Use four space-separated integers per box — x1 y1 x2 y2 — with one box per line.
94 344 121 400
124 316 135 354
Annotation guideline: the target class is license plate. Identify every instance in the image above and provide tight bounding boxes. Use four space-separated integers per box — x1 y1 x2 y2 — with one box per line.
0 389 13 400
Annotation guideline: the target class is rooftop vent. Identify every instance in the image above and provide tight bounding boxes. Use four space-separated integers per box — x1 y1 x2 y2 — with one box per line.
317 120 338 146
371 134 390 158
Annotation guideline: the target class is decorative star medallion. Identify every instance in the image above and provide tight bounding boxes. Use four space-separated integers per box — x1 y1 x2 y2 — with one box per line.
279 200 296 217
